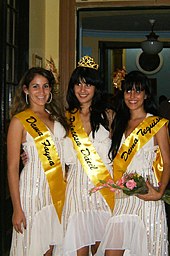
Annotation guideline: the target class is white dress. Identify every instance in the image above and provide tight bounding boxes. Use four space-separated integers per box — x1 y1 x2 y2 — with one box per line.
10 121 66 256
97 115 168 256
62 125 113 256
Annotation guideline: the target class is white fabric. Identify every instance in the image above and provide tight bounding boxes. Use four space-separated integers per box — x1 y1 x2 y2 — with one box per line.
97 114 169 256
98 214 148 256
62 125 113 256
10 121 66 256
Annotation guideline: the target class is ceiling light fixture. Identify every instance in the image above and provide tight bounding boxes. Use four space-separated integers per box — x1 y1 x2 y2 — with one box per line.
141 19 163 55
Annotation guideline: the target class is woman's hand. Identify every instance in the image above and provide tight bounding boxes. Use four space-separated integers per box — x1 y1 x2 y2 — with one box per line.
12 208 27 233
20 151 28 166
137 180 163 201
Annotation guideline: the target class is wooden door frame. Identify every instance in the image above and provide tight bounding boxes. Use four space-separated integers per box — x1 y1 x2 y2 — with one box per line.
59 0 170 94
59 0 76 94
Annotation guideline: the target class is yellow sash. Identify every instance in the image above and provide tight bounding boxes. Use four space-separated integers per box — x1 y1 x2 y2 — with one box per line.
114 116 168 183
66 110 114 211
15 109 66 222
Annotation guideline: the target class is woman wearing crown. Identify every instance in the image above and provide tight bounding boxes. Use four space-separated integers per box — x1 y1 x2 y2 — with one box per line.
62 56 114 256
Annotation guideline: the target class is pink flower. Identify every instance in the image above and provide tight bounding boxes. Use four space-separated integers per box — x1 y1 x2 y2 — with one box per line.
109 187 117 192
125 179 137 190
90 185 105 194
107 179 114 185
104 183 112 188
89 172 148 197
116 177 125 186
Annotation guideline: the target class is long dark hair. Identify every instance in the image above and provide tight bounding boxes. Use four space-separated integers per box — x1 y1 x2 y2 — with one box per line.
109 70 158 160
10 67 68 132
66 66 109 137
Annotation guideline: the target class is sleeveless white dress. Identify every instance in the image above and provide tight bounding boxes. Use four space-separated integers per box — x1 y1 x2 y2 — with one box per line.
62 125 113 256
10 121 66 256
97 114 168 256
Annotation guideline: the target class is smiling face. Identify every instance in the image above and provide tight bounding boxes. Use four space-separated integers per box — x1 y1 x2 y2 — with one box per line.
23 74 51 107
124 85 146 112
74 78 95 106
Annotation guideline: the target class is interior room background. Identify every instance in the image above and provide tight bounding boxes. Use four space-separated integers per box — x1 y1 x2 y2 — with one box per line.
1 0 170 255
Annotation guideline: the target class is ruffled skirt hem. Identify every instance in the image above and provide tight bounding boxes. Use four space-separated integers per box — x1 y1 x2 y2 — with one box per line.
96 214 148 256
10 205 63 256
63 210 111 256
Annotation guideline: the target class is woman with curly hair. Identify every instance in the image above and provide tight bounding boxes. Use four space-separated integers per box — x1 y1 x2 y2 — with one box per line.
7 67 68 256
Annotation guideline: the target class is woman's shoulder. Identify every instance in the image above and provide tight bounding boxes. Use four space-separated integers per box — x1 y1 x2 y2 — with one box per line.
7 116 25 143
9 115 24 129
146 113 169 123
54 121 67 138
93 124 111 143
146 113 154 118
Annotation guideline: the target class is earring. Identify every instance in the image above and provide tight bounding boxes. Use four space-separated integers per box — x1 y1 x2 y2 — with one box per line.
46 92 53 104
25 93 29 105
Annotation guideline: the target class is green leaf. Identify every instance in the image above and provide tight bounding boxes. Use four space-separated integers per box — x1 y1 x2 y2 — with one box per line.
162 189 170 205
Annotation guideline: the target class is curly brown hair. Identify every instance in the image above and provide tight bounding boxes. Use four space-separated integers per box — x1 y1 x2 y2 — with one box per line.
10 67 68 132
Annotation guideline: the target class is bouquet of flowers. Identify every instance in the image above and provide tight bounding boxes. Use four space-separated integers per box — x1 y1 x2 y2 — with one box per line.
90 172 170 204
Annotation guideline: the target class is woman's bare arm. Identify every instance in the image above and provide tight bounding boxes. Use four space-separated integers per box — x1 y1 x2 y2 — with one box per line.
156 124 170 195
7 117 26 233
138 124 170 201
